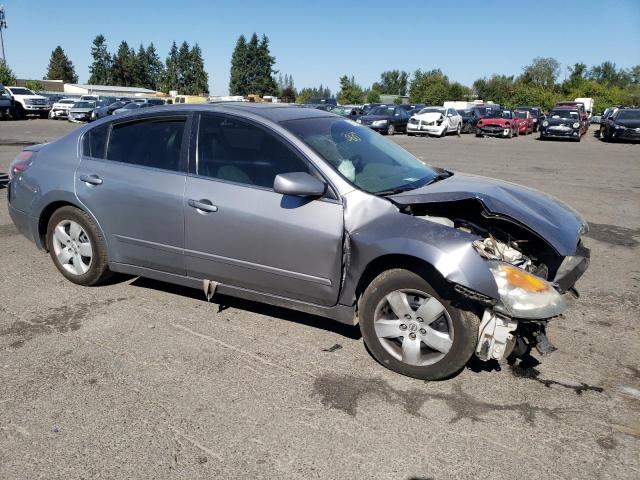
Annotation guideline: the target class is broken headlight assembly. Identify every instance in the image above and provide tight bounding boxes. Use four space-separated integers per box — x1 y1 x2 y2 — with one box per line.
488 261 566 320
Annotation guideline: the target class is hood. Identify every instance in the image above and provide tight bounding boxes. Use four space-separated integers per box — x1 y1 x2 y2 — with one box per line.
413 112 443 122
613 118 640 128
388 173 587 256
479 118 511 126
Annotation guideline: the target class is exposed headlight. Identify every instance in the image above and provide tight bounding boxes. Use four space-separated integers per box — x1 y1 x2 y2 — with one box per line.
542 121 549 127
488 261 566 319
372 120 388 126
572 122 580 129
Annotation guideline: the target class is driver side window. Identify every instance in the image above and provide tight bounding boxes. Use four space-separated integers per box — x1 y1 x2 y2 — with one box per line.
197 114 312 189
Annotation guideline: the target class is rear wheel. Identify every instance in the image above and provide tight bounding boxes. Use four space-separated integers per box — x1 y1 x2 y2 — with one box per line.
386 124 395 135
46 206 111 286
359 269 479 380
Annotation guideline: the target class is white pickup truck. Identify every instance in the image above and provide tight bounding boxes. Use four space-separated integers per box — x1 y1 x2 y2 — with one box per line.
4 86 50 119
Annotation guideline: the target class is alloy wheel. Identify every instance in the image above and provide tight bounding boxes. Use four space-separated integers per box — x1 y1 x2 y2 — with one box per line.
373 289 454 366
51 219 93 275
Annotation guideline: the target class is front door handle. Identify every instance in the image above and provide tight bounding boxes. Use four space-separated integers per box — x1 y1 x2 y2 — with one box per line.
188 198 218 213
79 174 103 186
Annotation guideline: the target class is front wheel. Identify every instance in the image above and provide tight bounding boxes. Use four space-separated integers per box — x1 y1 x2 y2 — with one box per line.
456 123 461 136
359 269 480 380
386 124 395 135
46 206 111 286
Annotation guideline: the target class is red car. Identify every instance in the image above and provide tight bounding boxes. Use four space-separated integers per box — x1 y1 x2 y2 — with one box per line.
475 110 520 138
514 110 534 135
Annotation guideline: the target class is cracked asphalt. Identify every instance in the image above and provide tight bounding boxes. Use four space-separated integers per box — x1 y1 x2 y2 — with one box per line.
1 119 639 479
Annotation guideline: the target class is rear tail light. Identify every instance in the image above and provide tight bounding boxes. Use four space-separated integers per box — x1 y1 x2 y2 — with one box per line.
9 151 34 180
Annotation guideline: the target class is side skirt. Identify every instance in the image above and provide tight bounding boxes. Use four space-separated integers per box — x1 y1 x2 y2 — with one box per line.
109 262 357 325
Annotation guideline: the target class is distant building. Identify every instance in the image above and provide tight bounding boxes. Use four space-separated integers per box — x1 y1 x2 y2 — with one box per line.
379 94 409 105
63 84 161 97
16 79 64 92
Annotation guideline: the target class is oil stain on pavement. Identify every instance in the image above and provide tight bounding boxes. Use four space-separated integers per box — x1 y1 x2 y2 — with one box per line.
1 297 127 348
313 373 565 424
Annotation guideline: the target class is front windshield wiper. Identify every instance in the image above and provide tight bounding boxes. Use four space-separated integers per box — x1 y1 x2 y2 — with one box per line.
375 171 452 196
423 171 452 186
374 186 417 196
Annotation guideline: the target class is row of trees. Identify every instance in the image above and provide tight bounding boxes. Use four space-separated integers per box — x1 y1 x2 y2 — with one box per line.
327 59 640 110
89 35 208 94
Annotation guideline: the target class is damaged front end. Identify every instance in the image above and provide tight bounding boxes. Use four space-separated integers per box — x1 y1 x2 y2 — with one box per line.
393 195 589 363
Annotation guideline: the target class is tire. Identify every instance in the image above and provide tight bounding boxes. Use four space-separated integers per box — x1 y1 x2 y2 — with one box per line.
15 104 26 120
456 123 461 136
386 124 395 135
407 132 415 137
46 206 111 286
439 126 447 138
507 129 513 138
359 269 480 380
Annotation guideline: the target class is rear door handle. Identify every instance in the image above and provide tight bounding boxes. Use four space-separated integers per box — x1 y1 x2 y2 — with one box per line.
188 198 218 213
79 174 103 186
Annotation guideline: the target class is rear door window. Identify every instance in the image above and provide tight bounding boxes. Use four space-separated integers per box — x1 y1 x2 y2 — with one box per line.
106 117 186 171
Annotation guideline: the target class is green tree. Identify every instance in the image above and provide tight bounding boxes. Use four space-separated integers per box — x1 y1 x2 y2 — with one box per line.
376 70 409 95
520 57 560 89
229 34 248 95
24 80 45 91
0 59 16 85
88 34 112 85
134 44 152 88
162 42 180 92
177 41 192 93
588 61 630 87
145 43 164 90
409 69 451 105
629 65 640 85
448 81 470 100
189 43 209 95
46 46 78 83
295 88 314 104
337 75 364 104
366 88 381 103
562 62 588 91
255 34 278 96
472 74 515 105
111 41 136 86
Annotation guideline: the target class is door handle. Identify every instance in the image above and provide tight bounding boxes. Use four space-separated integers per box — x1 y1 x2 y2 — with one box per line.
79 174 103 186
188 198 218 213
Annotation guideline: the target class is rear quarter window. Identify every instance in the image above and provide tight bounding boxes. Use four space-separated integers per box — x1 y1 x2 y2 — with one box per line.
82 123 109 159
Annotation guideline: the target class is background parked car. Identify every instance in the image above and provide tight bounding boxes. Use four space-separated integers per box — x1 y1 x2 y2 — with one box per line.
514 110 534 135
68 101 97 123
407 106 462 137
540 107 584 141
4 86 50 119
331 105 363 120
598 107 616 137
515 106 545 131
49 98 77 120
356 105 410 135
475 109 519 138
112 101 155 115
91 99 131 121
0 84 14 119
457 109 475 133
601 108 640 142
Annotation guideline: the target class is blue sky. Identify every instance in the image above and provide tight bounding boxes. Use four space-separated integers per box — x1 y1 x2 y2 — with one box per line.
2 0 639 94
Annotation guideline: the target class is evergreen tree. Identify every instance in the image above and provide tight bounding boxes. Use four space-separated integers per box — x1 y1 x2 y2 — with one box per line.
255 34 278 96
146 43 164 90
134 44 151 88
244 33 260 94
112 41 136 86
162 42 180 92
177 41 192 93
229 34 248 95
88 34 112 85
337 75 364 104
46 46 78 83
189 43 209 95
377 70 409 96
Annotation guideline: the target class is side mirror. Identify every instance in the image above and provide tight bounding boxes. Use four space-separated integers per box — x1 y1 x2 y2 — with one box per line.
273 172 326 197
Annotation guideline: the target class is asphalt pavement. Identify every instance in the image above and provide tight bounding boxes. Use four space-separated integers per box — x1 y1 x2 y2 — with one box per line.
1 118 639 479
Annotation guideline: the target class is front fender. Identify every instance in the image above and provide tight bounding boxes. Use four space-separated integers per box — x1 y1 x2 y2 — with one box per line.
339 199 499 305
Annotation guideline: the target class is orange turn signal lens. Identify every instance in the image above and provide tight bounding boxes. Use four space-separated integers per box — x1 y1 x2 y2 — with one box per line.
500 264 548 293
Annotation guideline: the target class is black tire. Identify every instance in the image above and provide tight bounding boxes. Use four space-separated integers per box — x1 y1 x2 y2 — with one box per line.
15 104 26 120
439 126 447 138
359 269 480 380
407 132 415 137
386 124 395 135
46 206 111 286
39 112 48 119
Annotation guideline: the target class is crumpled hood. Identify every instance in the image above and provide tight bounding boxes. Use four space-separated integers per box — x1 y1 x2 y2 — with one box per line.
479 118 511 126
412 112 443 122
389 173 587 256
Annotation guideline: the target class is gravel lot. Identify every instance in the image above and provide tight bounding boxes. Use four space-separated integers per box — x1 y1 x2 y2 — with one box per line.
1 118 639 479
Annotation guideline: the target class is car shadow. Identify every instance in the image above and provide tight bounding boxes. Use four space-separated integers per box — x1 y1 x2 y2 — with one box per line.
128 276 362 340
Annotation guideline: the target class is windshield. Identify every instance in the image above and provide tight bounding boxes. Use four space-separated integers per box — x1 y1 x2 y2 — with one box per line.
59 99 76 104
418 107 444 115
457 109 470 116
9 87 35 95
331 107 352 116
73 101 94 108
549 110 579 120
283 117 441 194
368 106 395 116
122 103 140 109
486 110 511 119
515 111 528 118
616 110 640 120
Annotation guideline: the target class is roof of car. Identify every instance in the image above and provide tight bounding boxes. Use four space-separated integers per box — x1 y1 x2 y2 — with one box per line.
124 103 338 123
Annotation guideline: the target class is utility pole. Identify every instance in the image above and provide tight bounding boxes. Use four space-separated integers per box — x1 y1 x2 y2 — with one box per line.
0 5 7 63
